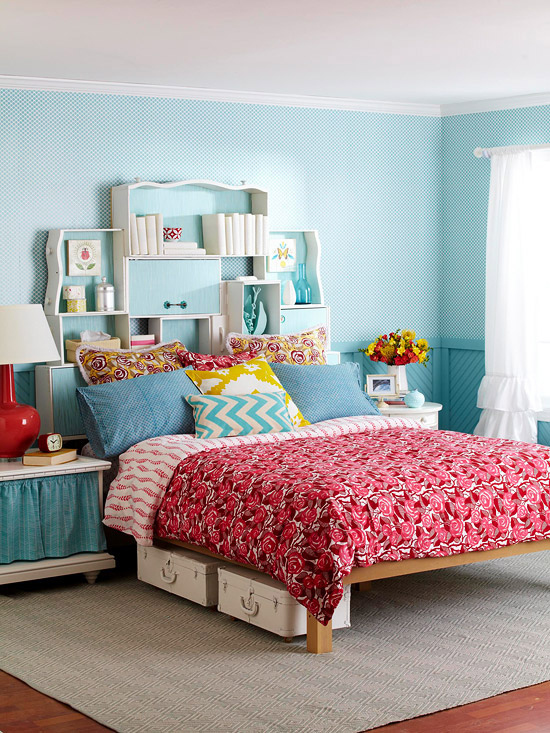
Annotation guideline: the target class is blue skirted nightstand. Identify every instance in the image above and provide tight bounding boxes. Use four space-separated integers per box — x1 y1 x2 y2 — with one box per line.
0 455 115 585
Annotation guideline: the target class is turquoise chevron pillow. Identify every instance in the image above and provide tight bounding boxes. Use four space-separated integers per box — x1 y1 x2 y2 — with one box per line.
184 391 294 439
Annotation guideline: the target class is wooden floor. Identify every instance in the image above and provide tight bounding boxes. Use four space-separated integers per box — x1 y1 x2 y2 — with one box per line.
2 671 550 733
0 671 111 731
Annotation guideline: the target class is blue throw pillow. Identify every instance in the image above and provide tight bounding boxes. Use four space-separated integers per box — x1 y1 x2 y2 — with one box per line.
270 362 380 424
185 391 293 439
76 368 201 459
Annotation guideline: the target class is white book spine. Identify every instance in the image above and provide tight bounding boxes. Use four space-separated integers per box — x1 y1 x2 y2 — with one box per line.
254 215 263 255
145 215 158 256
154 213 163 254
239 215 245 256
262 216 269 255
129 213 139 255
230 213 242 255
136 217 148 255
202 214 227 255
225 216 234 256
244 213 255 256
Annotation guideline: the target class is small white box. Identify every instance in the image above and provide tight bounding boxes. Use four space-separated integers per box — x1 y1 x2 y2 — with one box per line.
137 544 222 607
218 566 351 638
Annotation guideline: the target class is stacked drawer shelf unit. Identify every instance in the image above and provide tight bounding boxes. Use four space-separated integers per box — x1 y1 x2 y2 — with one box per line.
37 180 337 437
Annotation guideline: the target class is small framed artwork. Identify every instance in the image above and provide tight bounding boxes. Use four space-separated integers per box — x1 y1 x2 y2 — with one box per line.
66 240 102 276
267 238 297 272
366 374 398 405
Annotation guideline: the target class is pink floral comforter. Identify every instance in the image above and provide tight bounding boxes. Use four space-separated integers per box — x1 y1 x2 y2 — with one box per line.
153 426 550 624
104 416 413 544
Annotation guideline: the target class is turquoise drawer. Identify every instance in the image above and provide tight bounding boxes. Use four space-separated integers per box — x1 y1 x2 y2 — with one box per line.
52 367 87 437
280 306 328 335
129 259 221 317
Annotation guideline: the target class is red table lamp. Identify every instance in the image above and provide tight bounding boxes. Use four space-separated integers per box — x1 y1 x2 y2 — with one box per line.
0 305 60 460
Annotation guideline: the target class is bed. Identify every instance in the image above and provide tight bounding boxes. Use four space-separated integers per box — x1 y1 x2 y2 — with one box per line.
103 413 550 653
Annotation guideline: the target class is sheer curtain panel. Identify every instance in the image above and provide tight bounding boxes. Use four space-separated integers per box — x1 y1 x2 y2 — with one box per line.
474 149 542 443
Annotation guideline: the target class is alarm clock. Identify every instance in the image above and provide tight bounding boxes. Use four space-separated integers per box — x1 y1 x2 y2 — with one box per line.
38 433 63 453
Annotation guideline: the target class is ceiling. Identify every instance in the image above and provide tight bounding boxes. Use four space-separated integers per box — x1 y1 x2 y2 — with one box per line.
2 0 550 106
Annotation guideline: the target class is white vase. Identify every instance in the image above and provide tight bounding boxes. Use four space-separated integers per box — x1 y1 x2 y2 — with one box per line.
282 280 297 306
387 364 408 394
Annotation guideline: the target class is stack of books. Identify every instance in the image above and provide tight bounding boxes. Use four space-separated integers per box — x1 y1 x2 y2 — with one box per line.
162 241 206 256
130 335 156 348
129 213 164 255
23 448 77 466
202 213 269 256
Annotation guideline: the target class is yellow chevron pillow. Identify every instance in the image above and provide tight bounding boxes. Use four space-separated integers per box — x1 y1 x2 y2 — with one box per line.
184 357 309 428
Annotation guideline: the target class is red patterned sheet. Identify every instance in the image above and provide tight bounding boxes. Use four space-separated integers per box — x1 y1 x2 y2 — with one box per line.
154 427 550 624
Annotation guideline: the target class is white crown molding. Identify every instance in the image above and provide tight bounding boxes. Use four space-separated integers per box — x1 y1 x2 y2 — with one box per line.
3 74 550 118
441 91 550 116
0 75 441 117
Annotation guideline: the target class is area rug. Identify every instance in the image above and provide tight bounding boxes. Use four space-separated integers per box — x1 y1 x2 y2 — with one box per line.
2 552 550 733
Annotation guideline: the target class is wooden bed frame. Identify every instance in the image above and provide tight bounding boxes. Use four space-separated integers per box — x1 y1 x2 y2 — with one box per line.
158 536 550 654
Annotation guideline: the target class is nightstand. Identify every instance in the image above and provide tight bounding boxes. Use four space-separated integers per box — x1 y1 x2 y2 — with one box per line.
0 455 115 585
378 401 443 429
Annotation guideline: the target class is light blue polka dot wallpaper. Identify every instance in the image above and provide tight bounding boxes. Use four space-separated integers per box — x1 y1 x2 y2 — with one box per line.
0 88 442 345
442 104 550 339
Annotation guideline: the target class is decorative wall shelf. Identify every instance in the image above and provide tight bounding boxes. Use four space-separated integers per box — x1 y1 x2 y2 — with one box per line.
225 280 281 336
112 180 268 258
38 180 335 437
44 228 125 316
253 229 324 305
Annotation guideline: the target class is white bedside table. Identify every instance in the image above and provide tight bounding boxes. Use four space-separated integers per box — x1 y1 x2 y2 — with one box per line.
378 401 443 429
0 455 115 585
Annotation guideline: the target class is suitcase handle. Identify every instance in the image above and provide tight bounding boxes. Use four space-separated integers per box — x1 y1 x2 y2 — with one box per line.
160 566 177 584
240 595 259 617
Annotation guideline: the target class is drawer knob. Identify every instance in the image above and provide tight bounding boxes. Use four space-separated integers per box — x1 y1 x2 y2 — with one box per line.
164 300 187 310
420 416 427 423
280 315 286 323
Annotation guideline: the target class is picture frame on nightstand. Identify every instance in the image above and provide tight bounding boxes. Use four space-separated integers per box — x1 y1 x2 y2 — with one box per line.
366 374 398 406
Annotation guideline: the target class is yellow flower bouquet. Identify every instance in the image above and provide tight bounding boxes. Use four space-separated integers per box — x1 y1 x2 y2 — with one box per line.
359 330 431 366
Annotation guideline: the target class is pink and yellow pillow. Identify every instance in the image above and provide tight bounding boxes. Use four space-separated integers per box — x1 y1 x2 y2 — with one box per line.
226 326 327 365
176 348 258 371
77 340 185 385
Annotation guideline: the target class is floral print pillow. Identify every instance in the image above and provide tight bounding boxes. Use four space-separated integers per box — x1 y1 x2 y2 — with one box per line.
226 326 327 365
176 348 258 371
76 340 185 385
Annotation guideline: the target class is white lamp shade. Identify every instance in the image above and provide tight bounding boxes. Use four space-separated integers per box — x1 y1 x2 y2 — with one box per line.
0 304 60 365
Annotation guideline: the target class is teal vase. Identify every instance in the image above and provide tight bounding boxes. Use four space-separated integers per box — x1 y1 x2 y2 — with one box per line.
295 263 311 305
404 389 425 408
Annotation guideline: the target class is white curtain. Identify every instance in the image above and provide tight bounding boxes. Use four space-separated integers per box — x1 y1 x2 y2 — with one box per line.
474 149 542 443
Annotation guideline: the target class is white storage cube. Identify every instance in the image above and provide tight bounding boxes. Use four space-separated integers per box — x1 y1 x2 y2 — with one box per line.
218 566 351 638
137 544 222 607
